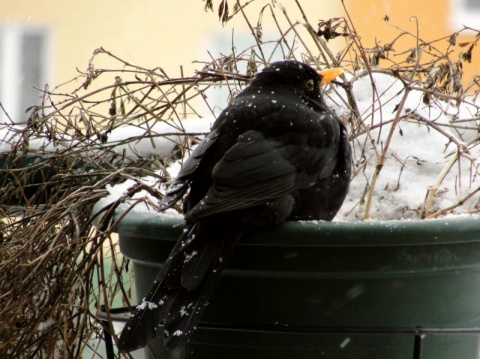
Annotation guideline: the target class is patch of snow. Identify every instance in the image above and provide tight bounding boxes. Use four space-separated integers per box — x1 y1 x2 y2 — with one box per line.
37 318 56 331
137 298 159 311
91 117 213 218
179 306 189 317
184 251 198 263
1 117 214 160
326 71 480 220
339 337 351 349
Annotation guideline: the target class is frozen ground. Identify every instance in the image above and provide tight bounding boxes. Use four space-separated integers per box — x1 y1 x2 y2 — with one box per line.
329 72 480 220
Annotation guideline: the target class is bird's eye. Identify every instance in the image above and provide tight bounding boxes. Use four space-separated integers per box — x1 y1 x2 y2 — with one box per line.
305 79 315 92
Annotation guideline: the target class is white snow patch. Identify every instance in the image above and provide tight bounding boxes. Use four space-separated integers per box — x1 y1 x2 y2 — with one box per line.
137 298 159 311
91 117 213 218
326 71 480 220
37 318 56 331
184 250 198 263
179 306 189 317
340 337 351 349
0 117 214 159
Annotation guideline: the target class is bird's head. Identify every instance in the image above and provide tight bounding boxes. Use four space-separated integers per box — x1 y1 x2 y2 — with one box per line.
252 60 343 98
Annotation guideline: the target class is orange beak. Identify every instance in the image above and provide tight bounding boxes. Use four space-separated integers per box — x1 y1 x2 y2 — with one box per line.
319 68 344 85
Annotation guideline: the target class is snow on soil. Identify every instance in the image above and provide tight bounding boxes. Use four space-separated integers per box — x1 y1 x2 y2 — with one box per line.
0 117 215 161
327 72 480 220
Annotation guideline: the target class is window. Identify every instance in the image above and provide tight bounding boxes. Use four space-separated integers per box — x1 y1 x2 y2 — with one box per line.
450 0 480 31
466 0 480 9
0 25 52 124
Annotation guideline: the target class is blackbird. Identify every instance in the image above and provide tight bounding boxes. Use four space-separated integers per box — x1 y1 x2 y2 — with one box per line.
118 60 351 352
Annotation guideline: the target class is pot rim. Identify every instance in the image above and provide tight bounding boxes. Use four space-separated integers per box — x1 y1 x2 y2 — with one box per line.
113 211 480 247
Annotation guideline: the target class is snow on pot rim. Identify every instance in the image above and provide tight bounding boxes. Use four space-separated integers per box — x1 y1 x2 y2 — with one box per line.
111 207 480 247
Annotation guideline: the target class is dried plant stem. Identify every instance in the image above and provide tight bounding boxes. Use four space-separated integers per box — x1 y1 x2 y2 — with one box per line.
363 87 411 219
423 152 459 218
236 0 267 63
426 185 480 218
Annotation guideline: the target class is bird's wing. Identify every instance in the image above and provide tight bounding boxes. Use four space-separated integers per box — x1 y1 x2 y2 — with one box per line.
159 129 221 210
186 122 339 220
289 124 351 221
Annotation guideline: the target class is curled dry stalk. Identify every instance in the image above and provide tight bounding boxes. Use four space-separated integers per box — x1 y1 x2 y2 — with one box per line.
363 83 412 219
361 15 423 219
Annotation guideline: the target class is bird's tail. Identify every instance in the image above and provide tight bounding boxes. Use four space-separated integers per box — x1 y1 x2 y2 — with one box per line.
117 218 247 352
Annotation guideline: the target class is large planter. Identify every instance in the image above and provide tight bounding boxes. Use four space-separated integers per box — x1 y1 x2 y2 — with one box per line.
117 212 480 359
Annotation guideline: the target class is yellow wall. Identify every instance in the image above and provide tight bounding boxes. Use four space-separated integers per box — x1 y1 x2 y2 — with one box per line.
346 0 450 42
1 0 343 87
1 0 475 117
344 0 477 86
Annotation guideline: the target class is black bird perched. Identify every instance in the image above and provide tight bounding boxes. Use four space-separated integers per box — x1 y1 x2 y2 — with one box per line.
118 60 351 352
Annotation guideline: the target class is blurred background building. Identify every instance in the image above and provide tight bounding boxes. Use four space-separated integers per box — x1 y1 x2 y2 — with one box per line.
0 0 477 123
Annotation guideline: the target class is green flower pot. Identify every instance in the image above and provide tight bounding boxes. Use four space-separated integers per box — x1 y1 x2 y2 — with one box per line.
118 212 480 359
